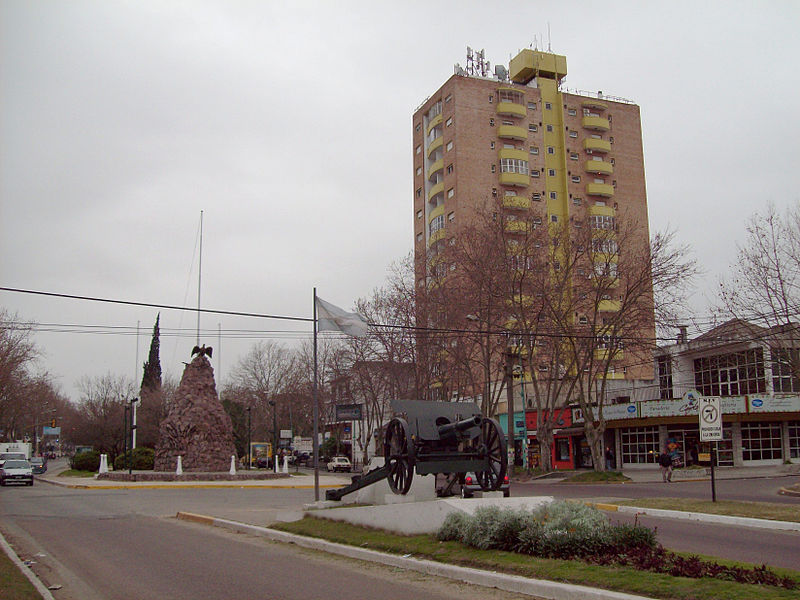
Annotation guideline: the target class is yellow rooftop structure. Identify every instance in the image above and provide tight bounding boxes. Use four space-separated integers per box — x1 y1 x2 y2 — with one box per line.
509 49 567 84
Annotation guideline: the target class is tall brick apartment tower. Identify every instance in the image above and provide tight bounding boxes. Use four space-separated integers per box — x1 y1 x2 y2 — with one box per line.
412 48 654 394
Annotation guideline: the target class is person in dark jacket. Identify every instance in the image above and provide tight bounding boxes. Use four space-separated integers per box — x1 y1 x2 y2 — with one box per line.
658 448 673 482
605 446 615 471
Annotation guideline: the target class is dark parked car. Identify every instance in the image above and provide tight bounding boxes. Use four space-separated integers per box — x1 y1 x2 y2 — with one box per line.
460 472 510 498
0 459 34 486
30 457 47 474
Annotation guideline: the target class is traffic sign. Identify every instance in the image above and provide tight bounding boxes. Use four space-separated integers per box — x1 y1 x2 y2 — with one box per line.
699 396 722 441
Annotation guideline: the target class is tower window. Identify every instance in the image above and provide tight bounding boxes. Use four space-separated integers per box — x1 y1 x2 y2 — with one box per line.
545 102 552 110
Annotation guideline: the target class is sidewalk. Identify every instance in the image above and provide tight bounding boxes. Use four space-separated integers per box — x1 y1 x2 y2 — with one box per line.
620 463 800 483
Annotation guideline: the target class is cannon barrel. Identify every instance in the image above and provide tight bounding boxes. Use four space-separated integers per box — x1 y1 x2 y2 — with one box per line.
437 415 482 438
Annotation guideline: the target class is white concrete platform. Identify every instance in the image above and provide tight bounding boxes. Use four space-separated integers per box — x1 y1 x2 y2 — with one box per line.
305 495 555 535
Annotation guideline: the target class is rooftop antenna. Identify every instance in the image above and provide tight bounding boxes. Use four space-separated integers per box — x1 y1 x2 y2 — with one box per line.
547 23 552 52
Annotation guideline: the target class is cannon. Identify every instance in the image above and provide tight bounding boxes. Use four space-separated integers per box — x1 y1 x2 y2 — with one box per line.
326 399 507 501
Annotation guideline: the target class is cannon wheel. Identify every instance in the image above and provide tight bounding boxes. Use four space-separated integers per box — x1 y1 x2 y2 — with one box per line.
476 418 507 491
384 417 415 495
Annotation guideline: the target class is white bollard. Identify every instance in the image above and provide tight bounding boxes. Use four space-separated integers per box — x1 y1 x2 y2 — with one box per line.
282 456 289 474
99 454 108 474
176 455 183 475
229 455 237 475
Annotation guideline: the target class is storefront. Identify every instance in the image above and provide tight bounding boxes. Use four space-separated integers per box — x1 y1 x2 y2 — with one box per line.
525 408 583 470
575 394 800 468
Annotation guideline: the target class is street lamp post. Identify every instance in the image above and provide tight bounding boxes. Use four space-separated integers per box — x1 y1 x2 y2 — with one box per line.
269 400 278 471
246 406 252 470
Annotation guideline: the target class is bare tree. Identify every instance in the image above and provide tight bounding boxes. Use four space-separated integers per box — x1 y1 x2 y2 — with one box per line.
229 341 297 447
73 373 136 461
717 203 800 385
565 216 696 470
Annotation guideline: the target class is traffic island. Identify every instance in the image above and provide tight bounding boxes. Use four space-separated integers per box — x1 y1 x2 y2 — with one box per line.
96 471 291 482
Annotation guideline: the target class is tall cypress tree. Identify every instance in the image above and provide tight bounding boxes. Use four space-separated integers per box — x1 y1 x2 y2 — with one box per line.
138 314 163 449
141 314 162 392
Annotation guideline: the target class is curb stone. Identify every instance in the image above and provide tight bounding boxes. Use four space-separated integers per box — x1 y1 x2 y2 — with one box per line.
0 529 57 600
589 503 800 532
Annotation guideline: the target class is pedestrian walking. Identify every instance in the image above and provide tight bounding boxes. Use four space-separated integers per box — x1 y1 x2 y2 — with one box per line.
605 446 615 471
658 448 673 482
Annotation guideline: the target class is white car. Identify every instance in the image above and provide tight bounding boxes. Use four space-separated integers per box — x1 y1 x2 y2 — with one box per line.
326 456 352 472
0 459 34 486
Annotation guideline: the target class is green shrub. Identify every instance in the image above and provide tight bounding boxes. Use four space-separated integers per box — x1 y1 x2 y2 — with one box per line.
113 447 155 471
70 450 101 472
437 512 470 542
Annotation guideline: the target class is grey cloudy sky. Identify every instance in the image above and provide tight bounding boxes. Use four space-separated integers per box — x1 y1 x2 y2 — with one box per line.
2 1 799 399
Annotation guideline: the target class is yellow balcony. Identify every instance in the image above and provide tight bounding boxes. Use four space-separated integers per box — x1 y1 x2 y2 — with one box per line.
427 159 443 180
583 138 611 153
499 172 530 187
428 181 444 201
428 229 446 245
502 195 531 210
598 299 621 312
582 115 610 131
429 204 445 221
582 99 608 111
585 160 613 175
498 148 529 161
505 220 528 233
586 182 614 197
427 136 443 158
426 113 443 135
496 102 526 118
497 125 528 141
588 204 615 216
594 348 624 361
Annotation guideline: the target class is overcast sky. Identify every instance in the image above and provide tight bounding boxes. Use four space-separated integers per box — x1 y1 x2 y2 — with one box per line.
2 1 799 399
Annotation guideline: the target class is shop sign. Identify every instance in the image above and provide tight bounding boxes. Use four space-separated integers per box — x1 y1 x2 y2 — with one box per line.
526 408 571 429
747 396 800 413
335 403 363 420
571 403 637 423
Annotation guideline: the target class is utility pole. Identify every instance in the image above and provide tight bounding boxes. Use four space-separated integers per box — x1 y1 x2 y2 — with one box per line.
504 346 517 468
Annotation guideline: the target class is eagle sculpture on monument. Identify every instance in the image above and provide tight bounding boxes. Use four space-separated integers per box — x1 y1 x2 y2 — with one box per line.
191 344 213 358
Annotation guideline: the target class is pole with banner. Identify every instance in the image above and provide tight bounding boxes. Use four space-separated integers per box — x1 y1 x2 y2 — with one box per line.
698 394 722 502
312 290 370 502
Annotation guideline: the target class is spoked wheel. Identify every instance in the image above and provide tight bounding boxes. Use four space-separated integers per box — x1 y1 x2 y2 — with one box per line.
476 418 508 491
384 417 415 495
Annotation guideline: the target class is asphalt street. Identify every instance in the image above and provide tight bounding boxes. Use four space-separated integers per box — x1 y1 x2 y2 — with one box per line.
0 484 530 600
2 464 798 599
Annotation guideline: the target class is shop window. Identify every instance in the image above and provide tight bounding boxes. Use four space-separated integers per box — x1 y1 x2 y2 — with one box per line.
741 422 783 461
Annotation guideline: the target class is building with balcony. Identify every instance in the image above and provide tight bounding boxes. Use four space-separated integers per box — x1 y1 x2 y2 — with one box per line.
413 46 651 399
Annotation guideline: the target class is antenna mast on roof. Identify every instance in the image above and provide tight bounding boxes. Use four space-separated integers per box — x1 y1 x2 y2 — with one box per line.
547 23 552 52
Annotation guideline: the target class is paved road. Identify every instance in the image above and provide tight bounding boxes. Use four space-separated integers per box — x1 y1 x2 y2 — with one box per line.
513 474 800 504
0 484 529 600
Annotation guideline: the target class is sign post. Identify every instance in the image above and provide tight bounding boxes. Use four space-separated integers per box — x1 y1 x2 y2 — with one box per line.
698 395 722 502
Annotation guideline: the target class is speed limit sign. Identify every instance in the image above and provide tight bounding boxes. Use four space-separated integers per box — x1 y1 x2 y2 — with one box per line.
699 396 722 442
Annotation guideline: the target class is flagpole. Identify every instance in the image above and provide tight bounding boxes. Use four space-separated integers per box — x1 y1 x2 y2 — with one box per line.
312 287 320 501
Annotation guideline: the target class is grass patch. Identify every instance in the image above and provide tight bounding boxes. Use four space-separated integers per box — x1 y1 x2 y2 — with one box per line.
615 497 800 523
561 470 631 483
273 516 800 600
56 469 95 478
0 549 42 600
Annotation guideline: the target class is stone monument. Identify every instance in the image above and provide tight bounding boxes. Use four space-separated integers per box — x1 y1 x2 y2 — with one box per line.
154 347 236 471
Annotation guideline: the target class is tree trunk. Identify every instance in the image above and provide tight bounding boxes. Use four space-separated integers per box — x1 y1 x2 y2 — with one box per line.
584 421 606 472
537 424 554 472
